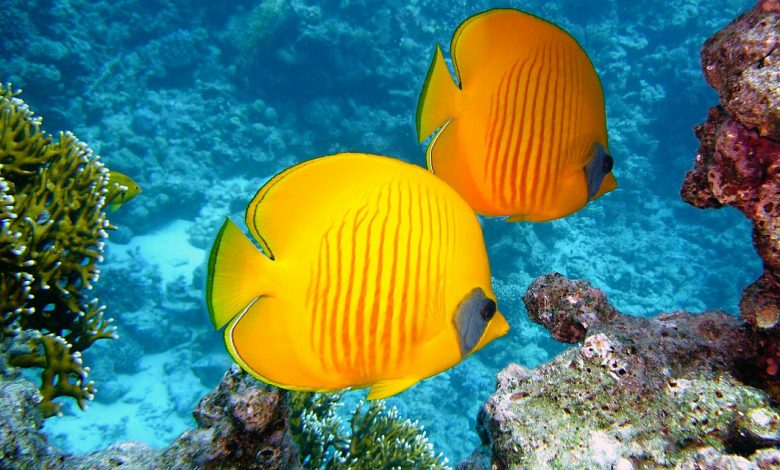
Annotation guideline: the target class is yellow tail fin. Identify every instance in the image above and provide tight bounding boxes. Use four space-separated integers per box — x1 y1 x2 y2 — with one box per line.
416 44 461 143
206 218 273 330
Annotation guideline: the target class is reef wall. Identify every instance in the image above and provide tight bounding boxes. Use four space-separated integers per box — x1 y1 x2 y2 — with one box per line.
680 0 780 332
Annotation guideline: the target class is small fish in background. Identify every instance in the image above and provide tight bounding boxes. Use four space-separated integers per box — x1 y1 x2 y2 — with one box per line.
206 153 509 399
417 8 617 222
106 171 141 212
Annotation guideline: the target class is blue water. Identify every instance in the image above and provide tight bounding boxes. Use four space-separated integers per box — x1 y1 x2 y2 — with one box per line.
2 0 760 464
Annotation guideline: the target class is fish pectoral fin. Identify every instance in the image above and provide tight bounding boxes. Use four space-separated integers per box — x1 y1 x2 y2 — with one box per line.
367 377 419 400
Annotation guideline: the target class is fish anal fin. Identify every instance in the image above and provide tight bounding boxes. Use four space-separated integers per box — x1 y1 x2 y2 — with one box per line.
367 377 420 400
416 44 461 143
226 295 323 392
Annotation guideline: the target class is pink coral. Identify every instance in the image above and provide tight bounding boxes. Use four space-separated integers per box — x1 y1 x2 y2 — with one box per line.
681 2 780 330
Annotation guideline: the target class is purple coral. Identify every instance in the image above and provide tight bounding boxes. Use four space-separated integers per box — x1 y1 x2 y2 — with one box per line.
681 0 780 331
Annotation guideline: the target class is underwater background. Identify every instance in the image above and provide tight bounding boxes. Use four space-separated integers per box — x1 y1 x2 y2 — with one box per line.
1 0 761 463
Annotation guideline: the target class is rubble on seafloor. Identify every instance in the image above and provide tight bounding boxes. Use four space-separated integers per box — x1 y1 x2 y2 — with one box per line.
0 365 301 469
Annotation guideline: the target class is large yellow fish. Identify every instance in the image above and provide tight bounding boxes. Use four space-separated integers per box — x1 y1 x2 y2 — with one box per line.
417 8 617 222
207 153 509 399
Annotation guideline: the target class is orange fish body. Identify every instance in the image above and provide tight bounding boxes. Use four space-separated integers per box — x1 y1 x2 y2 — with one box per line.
417 9 617 222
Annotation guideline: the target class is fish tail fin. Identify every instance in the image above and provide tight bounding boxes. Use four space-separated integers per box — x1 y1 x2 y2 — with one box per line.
207 218 273 330
416 44 461 143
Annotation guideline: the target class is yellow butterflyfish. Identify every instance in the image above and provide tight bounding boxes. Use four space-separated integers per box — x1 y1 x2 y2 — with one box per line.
206 153 509 399
417 8 617 222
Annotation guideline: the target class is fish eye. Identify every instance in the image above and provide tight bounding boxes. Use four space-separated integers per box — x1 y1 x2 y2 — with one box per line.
480 299 497 321
602 153 613 173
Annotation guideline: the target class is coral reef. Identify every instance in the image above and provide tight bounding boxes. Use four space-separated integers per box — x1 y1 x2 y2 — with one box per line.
0 84 121 417
289 391 448 469
680 1 780 331
0 0 762 462
0 365 450 469
0 366 301 469
158 365 300 469
459 273 778 469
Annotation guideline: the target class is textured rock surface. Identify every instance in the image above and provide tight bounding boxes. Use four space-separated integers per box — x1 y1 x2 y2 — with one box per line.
0 366 301 469
700 0 780 140
158 365 300 469
0 375 65 468
680 0 780 330
458 273 777 469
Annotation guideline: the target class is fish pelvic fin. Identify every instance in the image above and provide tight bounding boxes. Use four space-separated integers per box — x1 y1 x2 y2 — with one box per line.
367 377 420 400
207 218 273 330
416 44 461 144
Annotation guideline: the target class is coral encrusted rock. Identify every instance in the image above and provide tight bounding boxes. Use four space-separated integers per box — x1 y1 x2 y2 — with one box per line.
458 273 778 469
680 1 780 331
0 366 301 469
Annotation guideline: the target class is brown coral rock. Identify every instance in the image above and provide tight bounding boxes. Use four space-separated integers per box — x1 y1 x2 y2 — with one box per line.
0 366 301 469
701 3 780 140
523 272 618 343
682 1 780 329
460 274 771 469
161 365 301 469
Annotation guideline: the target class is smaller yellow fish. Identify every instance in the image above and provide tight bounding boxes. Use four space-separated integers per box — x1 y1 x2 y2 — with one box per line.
416 8 617 222
106 171 141 212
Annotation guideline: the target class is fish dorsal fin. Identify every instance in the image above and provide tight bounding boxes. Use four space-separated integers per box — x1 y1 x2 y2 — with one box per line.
244 158 321 260
426 120 494 216
450 9 587 90
246 154 434 261
416 44 461 143
367 377 420 400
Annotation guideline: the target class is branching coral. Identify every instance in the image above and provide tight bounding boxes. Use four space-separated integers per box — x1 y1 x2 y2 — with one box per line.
0 84 122 417
288 391 449 469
